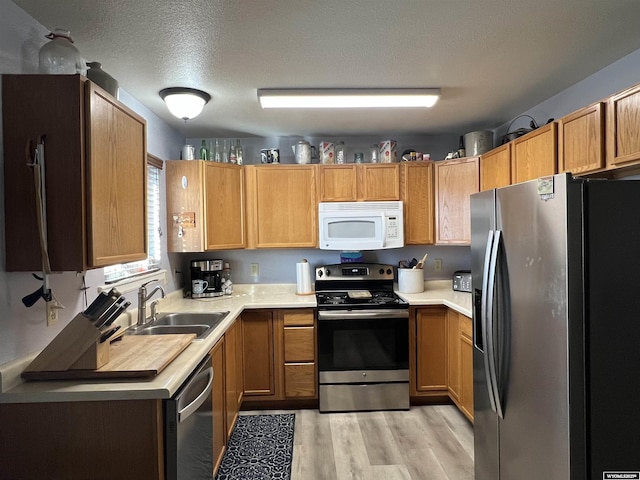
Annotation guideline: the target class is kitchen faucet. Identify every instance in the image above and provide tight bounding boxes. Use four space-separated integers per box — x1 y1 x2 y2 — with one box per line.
137 280 165 326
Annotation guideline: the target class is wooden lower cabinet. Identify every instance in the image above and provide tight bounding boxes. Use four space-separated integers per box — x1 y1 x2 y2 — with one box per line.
411 306 448 397
459 316 474 421
0 399 164 479
242 308 317 403
211 338 227 472
411 306 474 422
224 318 243 438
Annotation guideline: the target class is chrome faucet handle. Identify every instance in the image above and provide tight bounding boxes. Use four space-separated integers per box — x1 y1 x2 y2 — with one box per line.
150 300 160 323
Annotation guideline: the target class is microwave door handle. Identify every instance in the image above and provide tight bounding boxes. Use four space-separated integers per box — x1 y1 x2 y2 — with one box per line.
380 213 387 248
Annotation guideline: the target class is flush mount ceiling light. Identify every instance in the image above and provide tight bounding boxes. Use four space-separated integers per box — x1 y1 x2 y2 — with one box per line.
257 88 441 109
159 87 211 121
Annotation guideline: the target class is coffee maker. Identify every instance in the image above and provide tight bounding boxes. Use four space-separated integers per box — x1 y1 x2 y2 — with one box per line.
190 259 223 298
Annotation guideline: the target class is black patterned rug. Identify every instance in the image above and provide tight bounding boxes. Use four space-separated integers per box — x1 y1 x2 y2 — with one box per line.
215 413 295 480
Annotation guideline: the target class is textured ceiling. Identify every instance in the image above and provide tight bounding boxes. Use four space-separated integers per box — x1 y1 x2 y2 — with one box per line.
13 0 640 139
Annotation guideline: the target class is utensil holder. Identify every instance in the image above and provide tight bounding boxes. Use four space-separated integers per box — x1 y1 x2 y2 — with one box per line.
398 268 425 294
22 313 107 374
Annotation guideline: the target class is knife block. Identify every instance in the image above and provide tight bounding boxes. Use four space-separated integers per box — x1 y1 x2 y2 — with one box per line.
22 313 109 374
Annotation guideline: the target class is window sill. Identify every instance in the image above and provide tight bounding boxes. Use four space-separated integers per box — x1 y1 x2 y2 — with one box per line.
98 269 168 295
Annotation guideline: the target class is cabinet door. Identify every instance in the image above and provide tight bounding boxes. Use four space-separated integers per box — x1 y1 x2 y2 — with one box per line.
242 310 276 396
413 307 448 395
318 164 357 201
435 157 479 245
224 320 242 438
447 310 461 402
165 160 205 252
558 102 605 174
86 83 147 267
511 122 557 184
245 165 317 248
460 315 474 422
480 144 511 191
607 84 640 167
359 164 400 200
204 163 245 249
401 162 434 244
211 339 226 472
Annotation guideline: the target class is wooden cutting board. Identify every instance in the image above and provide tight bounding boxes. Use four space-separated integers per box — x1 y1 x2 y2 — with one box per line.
22 334 195 381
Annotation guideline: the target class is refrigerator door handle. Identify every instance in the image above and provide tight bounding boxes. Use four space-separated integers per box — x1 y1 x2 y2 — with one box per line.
481 230 498 414
487 229 505 419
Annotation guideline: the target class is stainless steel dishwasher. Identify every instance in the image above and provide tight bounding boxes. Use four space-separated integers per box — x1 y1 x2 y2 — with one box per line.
164 355 214 480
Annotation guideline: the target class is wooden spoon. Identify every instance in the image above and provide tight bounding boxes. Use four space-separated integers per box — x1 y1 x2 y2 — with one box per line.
414 253 428 269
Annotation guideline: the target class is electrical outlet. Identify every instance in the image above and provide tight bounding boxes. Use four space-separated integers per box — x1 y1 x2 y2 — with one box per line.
250 263 259 276
46 303 58 326
434 258 442 272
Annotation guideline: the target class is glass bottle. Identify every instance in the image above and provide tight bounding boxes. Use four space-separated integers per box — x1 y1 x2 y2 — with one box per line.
229 141 237 164
235 139 243 165
199 139 208 160
369 144 378 163
222 139 229 163
335 141 346 164
213 139 221 162
457 135 466 158
222 262 233 295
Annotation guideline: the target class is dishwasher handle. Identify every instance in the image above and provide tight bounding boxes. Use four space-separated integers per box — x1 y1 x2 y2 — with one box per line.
178 366 213 423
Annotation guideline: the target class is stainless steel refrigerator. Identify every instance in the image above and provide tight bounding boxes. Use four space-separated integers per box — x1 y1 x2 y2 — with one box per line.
471 173 640 480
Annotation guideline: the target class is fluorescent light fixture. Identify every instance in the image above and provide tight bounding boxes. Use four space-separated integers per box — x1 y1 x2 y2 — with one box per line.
257 88 440 109
159 87 211 121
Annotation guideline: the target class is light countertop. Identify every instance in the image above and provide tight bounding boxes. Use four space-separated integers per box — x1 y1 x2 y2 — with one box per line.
0 280 470 404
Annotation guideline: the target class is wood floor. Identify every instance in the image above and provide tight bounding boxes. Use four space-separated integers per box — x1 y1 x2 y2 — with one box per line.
243 405 474 480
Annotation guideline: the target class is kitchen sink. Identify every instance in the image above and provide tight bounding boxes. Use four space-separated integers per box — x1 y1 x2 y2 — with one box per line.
132 324 211 338
153 311 229 328
127 311 230 340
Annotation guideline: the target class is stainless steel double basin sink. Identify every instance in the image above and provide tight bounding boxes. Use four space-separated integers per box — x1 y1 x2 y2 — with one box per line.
126 311 230 340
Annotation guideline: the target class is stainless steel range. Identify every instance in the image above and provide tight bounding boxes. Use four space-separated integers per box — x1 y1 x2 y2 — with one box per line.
315 263 410 413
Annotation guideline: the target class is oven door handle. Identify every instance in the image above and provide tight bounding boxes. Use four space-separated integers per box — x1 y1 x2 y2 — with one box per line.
318 309 409 320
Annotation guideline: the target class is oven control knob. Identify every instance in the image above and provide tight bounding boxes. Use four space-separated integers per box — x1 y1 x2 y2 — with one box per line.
325 269 331 276
386 268 392 275
379 268 384 275
318 270 323 278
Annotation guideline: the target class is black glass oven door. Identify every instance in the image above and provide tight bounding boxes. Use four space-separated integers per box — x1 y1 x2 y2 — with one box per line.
318 314 409 372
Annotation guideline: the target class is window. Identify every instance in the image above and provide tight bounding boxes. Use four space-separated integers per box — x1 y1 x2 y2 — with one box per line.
103 155 163 283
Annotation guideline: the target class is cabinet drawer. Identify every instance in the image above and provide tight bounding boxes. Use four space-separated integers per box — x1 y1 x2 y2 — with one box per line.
460 315 472 338
284 363 316 398
282 310 314 326
284 327 315 362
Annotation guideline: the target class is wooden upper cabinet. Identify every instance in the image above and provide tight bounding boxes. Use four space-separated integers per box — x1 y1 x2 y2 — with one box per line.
318 164 357 201
318 163 399 201
166 161 245 252
400 162 434 245
558 102 605 174
359 164 400 200
511 122 557 184
607 83 640 168
480 143 512 191
204 163 245 250
245 165 317 248
435 157 479 245
2 74 147 271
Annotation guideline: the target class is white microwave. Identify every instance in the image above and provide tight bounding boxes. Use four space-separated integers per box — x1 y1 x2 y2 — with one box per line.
318 201 404 250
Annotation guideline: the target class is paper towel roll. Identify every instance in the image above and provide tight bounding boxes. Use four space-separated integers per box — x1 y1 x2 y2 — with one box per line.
296 259 313 295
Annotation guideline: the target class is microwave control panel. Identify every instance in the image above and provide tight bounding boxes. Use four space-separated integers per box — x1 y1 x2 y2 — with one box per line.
386 216 400 238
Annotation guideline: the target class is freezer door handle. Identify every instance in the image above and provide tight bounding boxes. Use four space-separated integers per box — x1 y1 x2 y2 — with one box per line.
481 230 498 414
487 229 505 419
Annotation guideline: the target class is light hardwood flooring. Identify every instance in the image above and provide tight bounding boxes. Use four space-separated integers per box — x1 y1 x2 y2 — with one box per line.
243 405 474 480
